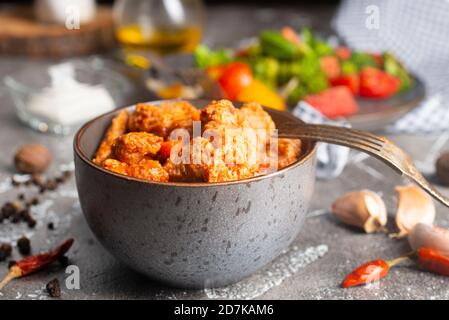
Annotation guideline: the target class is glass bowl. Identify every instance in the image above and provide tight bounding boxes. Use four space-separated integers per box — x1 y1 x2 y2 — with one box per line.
4 58 132 135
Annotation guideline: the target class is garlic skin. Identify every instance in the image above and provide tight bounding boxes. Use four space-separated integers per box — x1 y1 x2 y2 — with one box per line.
331 190 387 233
393 185 435 238
408 223 449 256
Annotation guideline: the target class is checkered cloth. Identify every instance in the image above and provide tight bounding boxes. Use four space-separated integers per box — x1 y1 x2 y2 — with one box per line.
292 102 350 179
293 0 449 178
333 0 449 134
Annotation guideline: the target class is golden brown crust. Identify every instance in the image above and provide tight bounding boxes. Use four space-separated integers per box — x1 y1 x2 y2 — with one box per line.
95 100 302 183
103 159 129 176
128 101 200 138
93 110 129 165
111 132 163 164
278 138 302 169
128 159 169 182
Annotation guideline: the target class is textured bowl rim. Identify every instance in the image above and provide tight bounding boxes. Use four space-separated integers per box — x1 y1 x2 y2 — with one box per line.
74 100 317 188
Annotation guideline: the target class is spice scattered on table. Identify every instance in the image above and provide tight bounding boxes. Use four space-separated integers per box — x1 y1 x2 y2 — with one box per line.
0 243 13 262
0 238 74 290
331 190 387 233
58 255 69 267
436 152 449 186
14 144 52 174
45 278 61 298
1 169 72 229
17 236 31 256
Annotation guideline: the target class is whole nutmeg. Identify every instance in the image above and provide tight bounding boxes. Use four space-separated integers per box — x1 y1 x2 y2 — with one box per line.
436 152 449 186
14 144 52 174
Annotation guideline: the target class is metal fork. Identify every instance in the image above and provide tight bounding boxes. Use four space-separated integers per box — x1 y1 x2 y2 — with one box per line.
277 123 449 208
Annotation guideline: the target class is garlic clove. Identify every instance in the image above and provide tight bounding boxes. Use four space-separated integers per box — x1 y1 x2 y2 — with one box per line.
392 185 435 238
408 223 449 257
331 190 387 233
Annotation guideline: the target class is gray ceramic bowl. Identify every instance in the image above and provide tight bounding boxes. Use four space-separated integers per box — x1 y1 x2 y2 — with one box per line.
74 100 317 289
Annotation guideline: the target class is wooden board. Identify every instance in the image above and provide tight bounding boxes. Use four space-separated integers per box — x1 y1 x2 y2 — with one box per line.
0 6 116 58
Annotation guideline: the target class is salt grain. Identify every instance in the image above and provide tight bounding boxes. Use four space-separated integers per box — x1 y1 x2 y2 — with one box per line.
205 244 328 300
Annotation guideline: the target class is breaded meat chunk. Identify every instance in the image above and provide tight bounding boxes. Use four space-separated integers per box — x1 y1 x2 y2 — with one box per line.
128 159 169 182
128 101 200 138
112 132 163 164
278 138 302 168
102 159 129 176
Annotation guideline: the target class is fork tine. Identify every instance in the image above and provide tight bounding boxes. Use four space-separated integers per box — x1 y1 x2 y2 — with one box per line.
280 123 384 146
278 123 449 208
278 126 383 151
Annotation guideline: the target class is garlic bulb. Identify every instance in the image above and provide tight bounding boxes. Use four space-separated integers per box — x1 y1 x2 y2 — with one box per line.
393 185 435 238
408 223 449 256
331 190 387 233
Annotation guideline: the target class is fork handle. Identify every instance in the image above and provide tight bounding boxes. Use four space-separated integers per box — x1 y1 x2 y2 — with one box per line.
277 123 402 174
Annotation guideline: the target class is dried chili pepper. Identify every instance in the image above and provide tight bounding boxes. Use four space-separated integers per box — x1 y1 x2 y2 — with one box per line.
341 256 409 288
0 238 74 290
417 247 449 276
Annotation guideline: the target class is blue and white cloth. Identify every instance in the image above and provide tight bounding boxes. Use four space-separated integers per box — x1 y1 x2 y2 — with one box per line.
333 0 449 134
292 102 350 179
294 0 449 178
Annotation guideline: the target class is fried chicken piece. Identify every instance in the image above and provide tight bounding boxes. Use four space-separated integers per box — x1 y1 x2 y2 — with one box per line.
128 159 169 182
93 110 129 164
103 159 129 176
238 101 275 132
102 158 168 182
278 138 302 169
111 132 163 164
128 101 200 138
164 134 256 183
201 99 240 134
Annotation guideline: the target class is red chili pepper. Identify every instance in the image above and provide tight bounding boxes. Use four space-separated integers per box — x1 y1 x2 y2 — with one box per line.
341 256 409 288
417 247 449 277
0 238 74 290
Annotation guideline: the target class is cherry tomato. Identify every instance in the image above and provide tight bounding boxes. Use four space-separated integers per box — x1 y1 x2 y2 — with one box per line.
330 73 360 95
218 62 253 100
359 67 400 98
335 47 352 60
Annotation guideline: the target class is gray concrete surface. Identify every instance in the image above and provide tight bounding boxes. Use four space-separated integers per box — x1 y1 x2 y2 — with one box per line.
0 4 449 300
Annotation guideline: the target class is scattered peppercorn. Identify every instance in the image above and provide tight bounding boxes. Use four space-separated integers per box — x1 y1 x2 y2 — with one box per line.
18 193 25 201
46 278 61 298
17 236 31 255
47 222 54 230
1 202 19 220
58 255 69 267
0 243 12 262
27 217 37 228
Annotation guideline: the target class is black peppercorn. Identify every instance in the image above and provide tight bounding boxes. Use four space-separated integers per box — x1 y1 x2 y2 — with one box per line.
46 278 61 298
17 236 31 255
